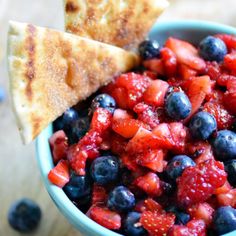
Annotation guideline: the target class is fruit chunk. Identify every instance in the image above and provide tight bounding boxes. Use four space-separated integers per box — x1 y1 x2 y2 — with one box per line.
160 47 177 77
166 37 206 71
92 184 108 205
140 211 175 236
143 79 169 107
143 59 165 75
177 160 227 207
216 34 236 51
90 206 121 230
49 130 68 163
48 160 70 188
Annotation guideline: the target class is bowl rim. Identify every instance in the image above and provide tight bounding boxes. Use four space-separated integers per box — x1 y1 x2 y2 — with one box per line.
36 20 236 236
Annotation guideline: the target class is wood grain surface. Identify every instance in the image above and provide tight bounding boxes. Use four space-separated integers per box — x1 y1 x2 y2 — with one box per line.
1 0 236 236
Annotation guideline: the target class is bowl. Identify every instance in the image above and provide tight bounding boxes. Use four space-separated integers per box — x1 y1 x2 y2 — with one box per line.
36 20 236 236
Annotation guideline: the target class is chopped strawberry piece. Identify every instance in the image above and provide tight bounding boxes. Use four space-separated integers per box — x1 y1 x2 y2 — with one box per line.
91 108 112 133
143 79 169 107
143 198 163 212
112 117 143 138
140 211 175 236
113 108 133 120
48 160 70 188
205 89 224 103
143 70 158 80
224 91 236 115
177 160 227 207
92 184 108 205
183 76 211 120
216 74 236 87
160 47 177 77
187 203 214 226
143 59 165 75
178 64 197 80
226 76 236 92
136 149 167 172
165 37 206 71
169 219 206 236
111 87 129 109
90 206 121 230
224 52 236 73
215 34 236 51
121 154 143 172
110 133 127 155
49 130 68 163
215 180 232 195
217 189 236 208
203 102 234 129
205 61 221 81
135 172 162 197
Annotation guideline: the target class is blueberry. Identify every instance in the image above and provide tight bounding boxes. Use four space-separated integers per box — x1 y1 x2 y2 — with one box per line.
165 155 195 182
63 173 91 201
62 108 79 127
139 40 160 60
213 206 236 235
124 212 147 236
8 198 41 233
225 159 236 187
90 156 119 185
165 92 191 120
199 36 227 62
68 116 90 144
212 130 236 161
91 93 116 114
107 186 135 212
53 116 64 132
189 111 217 140
166 206 190 225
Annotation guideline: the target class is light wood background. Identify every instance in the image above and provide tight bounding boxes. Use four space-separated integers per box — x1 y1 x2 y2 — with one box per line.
1 0 236 235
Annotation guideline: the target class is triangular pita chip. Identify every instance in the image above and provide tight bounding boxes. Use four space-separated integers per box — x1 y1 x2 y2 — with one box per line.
64 0 169 50
8 21 139 144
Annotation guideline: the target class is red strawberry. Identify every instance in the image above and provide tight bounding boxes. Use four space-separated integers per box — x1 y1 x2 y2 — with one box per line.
121 154 143 172
203 102 234 130
165 37 206 71
113 108 133 120
217 189 236 208
48 160 70 188
215 34 236 51
135 198 163 213
177 160 227 207
224 52 236 73
160 47 177 77
178 64 197 80
135 172 162 197
216 74 236 87
110 87 129 109
140 211 175 236
110 132 127 155
183 76 211 120
90 206 121 230
136 149 167 172
205 61 221 81
143 79 169 107
143 59 165 75
187 203 214 226
49 130 68 163
92 184 108 205
91 108 112 133
224 91 236 115
143 70 158 80
215 180 232 195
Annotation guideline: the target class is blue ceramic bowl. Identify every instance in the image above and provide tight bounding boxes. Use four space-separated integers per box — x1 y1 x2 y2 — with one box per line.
36 20 236 236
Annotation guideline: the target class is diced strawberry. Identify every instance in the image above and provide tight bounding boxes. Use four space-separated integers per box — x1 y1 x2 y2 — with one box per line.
215 34 236 51
140 211 175 236
216 74 236 87
143 59 165 75
134 103 164 129
112 118 143 138
135 172 162 197
217 189 236 208
91 108 112 133
224 52 236 73
90 206 121 230
49 130 68 163
169 219 206 236
178 64 197 80
215 180 232 195
92 184 108 205
143 70 158 80
177 160 227 207
110 133 127 155
226 76 236 92
187 203 214 226
136 149 167 172
203 102 234 129
143 198 163 212
205 89 224 103
143 79 169 107
111 87 129 109
48 160 70 188
205 61 221 81
160 47 177 77
121 154 143 172
113 108 133 120
126 127 172 154
183 76 211 120
165 37 206 71
224 91 236 115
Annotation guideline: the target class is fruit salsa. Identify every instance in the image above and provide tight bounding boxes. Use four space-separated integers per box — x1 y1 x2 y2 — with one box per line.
48 34 236 236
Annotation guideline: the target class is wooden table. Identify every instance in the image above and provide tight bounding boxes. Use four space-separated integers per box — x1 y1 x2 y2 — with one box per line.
1 0 236 235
